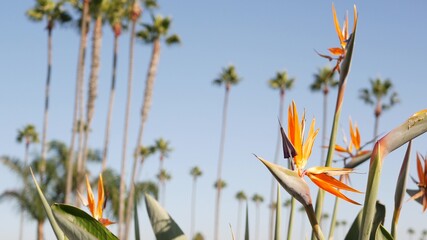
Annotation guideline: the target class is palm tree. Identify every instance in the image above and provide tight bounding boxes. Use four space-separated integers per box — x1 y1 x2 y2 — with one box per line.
190 166 203 239
422 229 427 240
101 0 127 172
267 70 294 239
101 168 158 220
123 12 180 240
135 145 157 181
252 194 264 240
154 138 173 176
117 0 154 235
79 0 108 202
321 213 329 231
16 124 39 240
340 220 347 237
235 191 247 240
26 0 72 181
359 78 399 141
193 232 205 240
65 0 91 204
0 140 95 240
156 169 171 206
212 65 241 240
310 67 338 165
408 228 415 240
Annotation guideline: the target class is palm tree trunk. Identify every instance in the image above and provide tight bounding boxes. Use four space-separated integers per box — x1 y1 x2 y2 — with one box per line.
65 0 90 204
37 219 44 240
101 28 120 172
269 89 285 239
40 27 52 181
321 88 328 165
236 201 243 240
255 203 260 240
214 85 230 240
373 101 381 142
19 142 30 240
190 177 197 238
81 14 103 190
118 17 137 239
123 38 162 240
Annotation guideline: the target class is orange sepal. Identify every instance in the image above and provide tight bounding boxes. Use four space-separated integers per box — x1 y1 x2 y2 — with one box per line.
328 47 345 56
306 172 361 205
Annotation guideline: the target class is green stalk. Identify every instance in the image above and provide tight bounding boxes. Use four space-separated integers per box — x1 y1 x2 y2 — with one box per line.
360 111 427 239
328 193 340 239
287 198 295 240
305 204 325 240
274 186 281 240
312 19 357 240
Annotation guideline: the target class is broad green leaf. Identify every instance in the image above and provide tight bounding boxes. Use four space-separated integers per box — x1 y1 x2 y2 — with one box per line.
30 168 65 240
144 193 187 240
375 225 394 240
51 204 118 240
345 201 384 240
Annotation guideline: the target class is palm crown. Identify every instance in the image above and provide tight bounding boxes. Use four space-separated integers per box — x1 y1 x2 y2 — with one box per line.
213 65 241 89
26 0 72 30
310 67 338 93
136 14 181 45
269 71 294 92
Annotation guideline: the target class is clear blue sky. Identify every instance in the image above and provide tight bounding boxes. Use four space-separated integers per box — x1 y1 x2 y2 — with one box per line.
1 0 427 239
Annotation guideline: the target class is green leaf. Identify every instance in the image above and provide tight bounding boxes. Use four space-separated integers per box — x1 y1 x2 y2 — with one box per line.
51 204 118 240
345 201 384 240
375 225 394 240
391 141 412 237
144 193 187 240
30 168 65 240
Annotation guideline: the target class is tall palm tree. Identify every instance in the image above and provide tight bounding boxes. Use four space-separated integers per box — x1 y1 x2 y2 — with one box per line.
16 125 39 240
407 228 415 240
359 78 399 141
310 66 338 165
79 0 108 201
252 193 264 240
321 212 329 231
190 166 203 239
101 0 127 172
65 0 91 204
117 0 154 235
123 12 180 240
156 169 171 206
26 0 72 181
193 232 205 240
154 138 172 187
267 70 294 239
422 229 427 240
1 140 95 240
212 65 241 240
298 205 306 239
101 168 158 220
135 145 157 181
235 191 247 240
340 220 347 237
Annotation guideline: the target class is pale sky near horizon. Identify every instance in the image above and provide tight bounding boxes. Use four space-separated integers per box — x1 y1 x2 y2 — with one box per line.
1 0 427 239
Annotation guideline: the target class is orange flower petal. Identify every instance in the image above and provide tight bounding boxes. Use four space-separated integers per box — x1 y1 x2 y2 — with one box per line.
307 172 360 205
97 174 105 220
332 3 344 45
306 166 355 177
328 47 345 56
334 145 348 153
99 218 115 226
417 153 425 186
85 175 95 217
